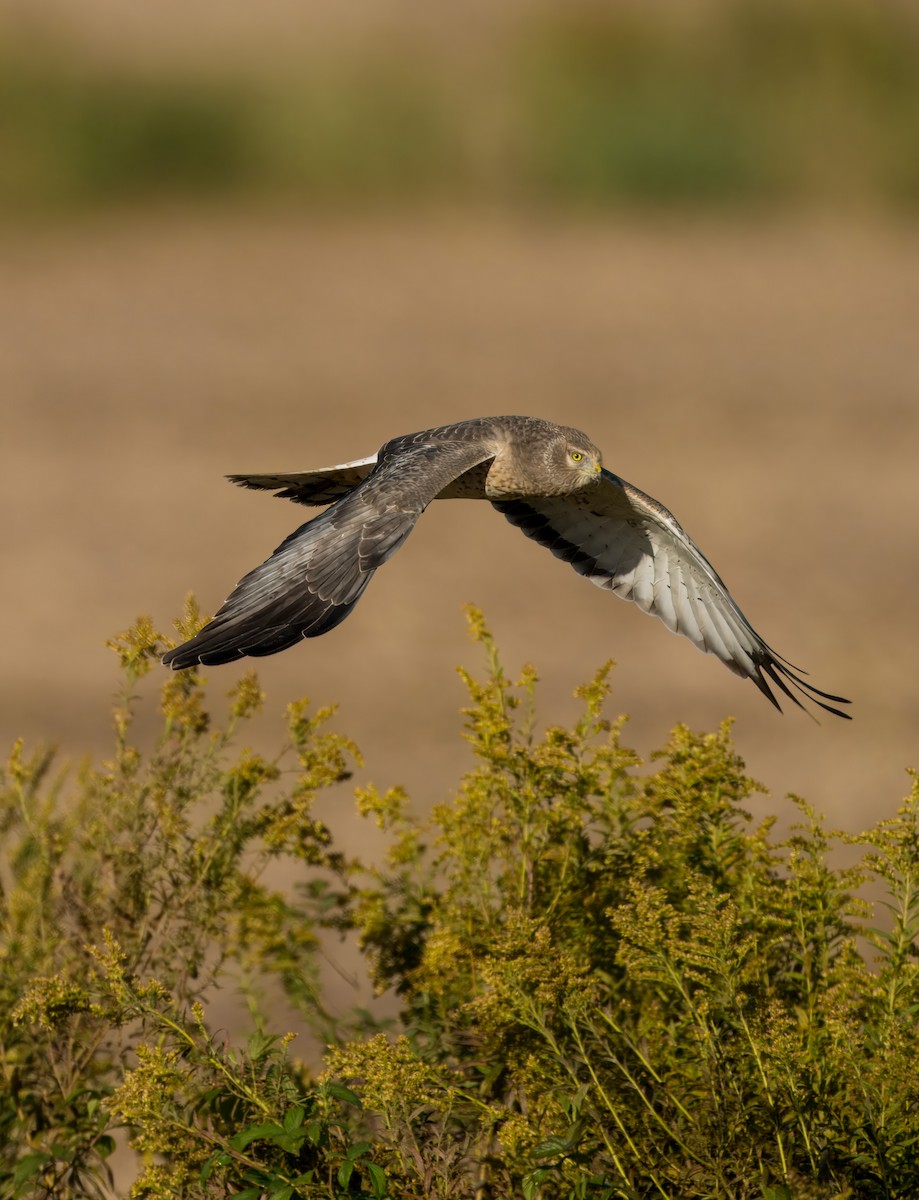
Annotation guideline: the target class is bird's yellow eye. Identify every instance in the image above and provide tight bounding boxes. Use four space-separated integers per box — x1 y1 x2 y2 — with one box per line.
570 450 583 462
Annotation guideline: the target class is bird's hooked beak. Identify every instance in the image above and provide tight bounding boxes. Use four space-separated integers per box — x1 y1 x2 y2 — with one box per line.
579 458 602 488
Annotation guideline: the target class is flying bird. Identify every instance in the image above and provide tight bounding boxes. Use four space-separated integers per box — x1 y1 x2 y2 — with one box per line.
163 416 849 718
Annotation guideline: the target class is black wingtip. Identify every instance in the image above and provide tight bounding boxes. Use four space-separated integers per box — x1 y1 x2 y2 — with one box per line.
226 474 261 491
225 473 293 497
161 643 213 671
752 652 852 721
162 619 253 669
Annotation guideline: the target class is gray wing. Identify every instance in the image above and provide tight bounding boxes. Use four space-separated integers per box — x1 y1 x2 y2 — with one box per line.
227 455 379 506
163 438 497 669
227 454 494 506
492 468 850 718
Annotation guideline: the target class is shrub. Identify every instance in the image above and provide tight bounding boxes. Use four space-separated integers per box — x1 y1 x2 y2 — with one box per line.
2 604 917 1198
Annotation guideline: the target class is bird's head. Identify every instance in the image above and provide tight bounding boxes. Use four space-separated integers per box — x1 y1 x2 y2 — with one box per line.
484 417 604 498
552 427 603 492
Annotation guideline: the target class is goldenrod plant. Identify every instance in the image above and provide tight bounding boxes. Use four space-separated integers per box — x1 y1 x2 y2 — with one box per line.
3 604 918 1198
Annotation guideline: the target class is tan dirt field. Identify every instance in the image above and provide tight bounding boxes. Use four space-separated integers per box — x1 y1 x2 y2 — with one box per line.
2 211 916 926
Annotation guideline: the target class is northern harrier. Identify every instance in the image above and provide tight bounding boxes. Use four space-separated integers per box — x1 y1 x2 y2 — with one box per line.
163 416 849 718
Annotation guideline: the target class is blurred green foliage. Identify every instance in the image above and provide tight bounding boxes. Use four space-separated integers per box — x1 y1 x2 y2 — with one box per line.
3 605 919 1198
2 0 919 215
518 0 919 207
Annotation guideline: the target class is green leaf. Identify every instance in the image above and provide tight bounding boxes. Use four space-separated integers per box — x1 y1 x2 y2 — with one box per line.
346 1141 373 1161
248 1030 281 1060
532 1122 585 1158
12 1154 50 1188
283 1105 306 1132
229 1190 264 1200
304 1119 324 1147
324 1082 362 1107
561 1084 591 1120
231 1121 285 1150
276 1131 306 1154
200 1152 219 1184
338 1160 355 1189
523 1168 552 1200
366 1161 388 1197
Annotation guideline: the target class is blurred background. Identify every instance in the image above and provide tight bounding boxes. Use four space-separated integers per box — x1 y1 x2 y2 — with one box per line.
2 0 918 1004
